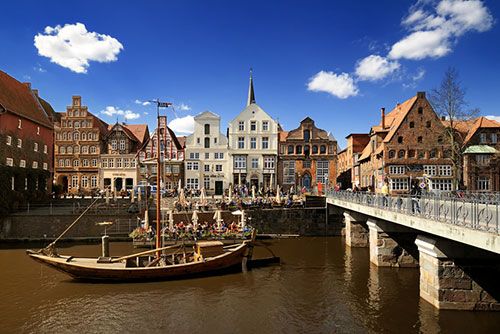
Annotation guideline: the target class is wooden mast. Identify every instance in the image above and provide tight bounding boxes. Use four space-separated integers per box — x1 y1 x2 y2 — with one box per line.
156 101 161 257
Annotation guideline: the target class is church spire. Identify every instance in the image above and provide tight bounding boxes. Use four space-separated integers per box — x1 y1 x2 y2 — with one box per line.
247 68 255 107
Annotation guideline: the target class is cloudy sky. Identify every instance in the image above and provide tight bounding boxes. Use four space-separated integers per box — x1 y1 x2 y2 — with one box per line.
1 0 499 146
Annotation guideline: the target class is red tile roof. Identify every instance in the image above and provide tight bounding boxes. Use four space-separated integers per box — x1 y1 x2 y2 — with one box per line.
126 124 149 144
0 70 53 128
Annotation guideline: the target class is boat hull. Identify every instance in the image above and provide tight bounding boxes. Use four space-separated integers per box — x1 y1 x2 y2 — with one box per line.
27 243 250 282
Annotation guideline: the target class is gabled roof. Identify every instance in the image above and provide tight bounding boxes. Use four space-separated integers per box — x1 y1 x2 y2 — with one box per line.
463 116 500 144
382 96 418 143
0 70 53 128
195 110 220 120
126 124 149 144
358 142 372 162
279 131 288 142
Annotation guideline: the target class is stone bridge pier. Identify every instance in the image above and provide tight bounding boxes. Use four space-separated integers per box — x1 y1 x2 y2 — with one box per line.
367 219 419 268
343 212 369 247
416 235 500 311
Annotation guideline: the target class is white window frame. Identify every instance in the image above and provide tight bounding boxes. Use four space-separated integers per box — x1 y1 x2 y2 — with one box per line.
389 178 409 191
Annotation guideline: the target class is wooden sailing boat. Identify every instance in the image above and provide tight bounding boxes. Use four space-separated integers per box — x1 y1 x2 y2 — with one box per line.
27 101 255 282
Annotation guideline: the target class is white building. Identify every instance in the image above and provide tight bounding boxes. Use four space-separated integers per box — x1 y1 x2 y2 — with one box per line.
228 71 279 189
184 111 230 195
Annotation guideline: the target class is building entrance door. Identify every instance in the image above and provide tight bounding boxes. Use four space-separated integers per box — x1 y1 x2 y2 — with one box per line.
215 181 223 195
114 178 123 191
62 176 68 193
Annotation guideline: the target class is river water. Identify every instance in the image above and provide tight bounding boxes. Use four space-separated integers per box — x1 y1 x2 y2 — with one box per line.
1 237 499 333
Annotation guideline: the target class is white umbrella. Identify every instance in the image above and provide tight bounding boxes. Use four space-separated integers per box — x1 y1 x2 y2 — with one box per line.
213 209 223 230
105 188 110 205
275 184 281 204
179 188 186 207
200 187 207 206
144 208 150 231
191 210 199 230
168 209 174 231
251 185 256 200
130 188 135 203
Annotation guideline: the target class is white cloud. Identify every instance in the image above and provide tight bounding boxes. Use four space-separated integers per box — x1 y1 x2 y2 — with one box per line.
101 106 140 120
390 0 493 60
175 103 191 111
355 55 400 81
412 68 426 81
34 22 123 73
168 115 195 135
135 99 151 106
307 71 358 99
143 112 149 115
485 115 500 123
389 29 451 60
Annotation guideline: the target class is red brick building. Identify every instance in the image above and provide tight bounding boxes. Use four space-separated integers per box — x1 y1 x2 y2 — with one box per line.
0 70 55 195
337 133 370 189
357 92 455 194
277 117 337 191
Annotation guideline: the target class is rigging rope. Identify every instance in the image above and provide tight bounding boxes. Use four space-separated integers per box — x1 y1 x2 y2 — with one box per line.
43 197 101 252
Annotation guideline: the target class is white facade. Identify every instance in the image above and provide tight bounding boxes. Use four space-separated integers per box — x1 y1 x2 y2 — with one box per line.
184 111 230 194
228 74 279 189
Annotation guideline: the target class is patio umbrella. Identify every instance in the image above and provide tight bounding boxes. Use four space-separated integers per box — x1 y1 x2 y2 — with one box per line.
179 188 186 207
251 185 256 201
168 209 174 231
130 188 135 203
144 208 150 231
177 179 182 193
191 210 199 230
200 187 207 206
275 185 282 204
213 209 223 230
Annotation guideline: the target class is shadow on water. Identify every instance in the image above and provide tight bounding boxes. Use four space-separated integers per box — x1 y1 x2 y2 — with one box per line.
1 237 500 334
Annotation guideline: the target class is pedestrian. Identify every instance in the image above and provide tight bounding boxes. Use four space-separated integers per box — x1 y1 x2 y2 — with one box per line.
381 182 389 206
410 181 421 214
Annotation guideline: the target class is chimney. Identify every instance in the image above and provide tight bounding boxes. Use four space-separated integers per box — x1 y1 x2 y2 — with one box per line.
32 89 39 97
23 82 31 89
381 107 386 129
417 91 426 98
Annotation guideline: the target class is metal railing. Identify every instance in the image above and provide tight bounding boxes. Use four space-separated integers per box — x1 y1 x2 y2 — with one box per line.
326 190 499 234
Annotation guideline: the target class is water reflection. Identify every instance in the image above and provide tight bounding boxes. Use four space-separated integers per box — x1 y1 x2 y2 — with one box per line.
1 238 499 334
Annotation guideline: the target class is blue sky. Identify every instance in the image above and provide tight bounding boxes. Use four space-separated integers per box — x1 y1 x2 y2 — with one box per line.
1 0 499 147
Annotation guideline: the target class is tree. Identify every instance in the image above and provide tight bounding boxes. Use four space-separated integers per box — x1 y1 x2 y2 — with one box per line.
430 67 479 190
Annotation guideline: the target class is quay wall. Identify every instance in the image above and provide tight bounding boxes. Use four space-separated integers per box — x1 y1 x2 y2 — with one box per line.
0 207 343 241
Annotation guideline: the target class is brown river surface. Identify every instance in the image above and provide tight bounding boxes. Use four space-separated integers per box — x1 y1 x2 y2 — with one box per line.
1 237 500 333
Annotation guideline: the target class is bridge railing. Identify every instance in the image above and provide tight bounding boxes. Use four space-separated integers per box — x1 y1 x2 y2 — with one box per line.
326 191 499 234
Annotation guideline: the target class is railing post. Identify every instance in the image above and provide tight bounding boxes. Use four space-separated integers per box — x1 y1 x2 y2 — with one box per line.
50 202 53 215
27 202 30 214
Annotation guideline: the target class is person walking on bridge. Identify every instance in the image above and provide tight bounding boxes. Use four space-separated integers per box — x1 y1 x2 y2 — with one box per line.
410 182 421 214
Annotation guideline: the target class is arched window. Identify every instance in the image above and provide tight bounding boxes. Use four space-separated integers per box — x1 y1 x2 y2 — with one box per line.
397 136 403 144
288 145 294 154
204 124 210 135
320 145 326 154
398 150 405 159
81 132 87 141
312 145 318 154
388 150 396 159
408 149 416 158
429 149 437 159
74 146 79 154
60 146 66 154
62 132 67 140
73 159 80 167
68 132 73 140
74 132 80 140
58 159 63 167
303 130 311 142
304 145 310 157
90 146 96 154
204 137 210 148
65 159 70 167
82 146 88 154
67 146 73 154
296 145 302 155
74 121 80 128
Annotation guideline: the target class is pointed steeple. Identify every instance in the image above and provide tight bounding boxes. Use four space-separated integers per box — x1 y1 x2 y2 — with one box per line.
247 68 255 107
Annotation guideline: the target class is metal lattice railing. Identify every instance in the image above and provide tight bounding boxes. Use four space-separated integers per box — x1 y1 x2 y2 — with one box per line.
326 190 500 234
